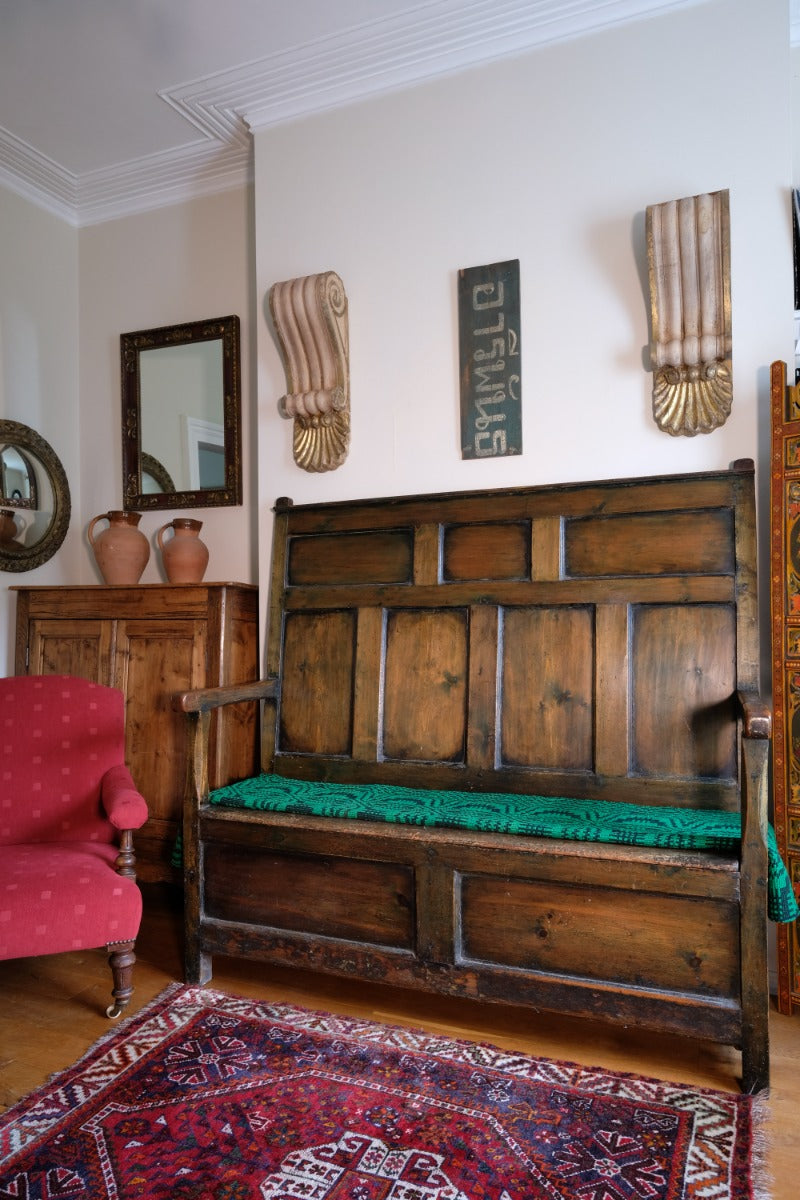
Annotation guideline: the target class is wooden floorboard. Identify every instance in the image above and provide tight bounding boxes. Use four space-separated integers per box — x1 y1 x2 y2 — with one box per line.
1 882 798 1198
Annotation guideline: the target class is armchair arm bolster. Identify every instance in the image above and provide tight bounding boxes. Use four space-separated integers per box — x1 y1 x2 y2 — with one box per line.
736 689 772 740
101 764 149 831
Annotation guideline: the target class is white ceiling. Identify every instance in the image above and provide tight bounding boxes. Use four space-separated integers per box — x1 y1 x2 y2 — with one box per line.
0 0 779 226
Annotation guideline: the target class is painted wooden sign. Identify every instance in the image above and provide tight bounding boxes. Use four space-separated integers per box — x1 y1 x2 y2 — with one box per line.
458 259 521 459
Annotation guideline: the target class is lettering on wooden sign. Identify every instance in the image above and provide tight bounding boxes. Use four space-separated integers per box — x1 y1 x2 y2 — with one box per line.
458 259 521 459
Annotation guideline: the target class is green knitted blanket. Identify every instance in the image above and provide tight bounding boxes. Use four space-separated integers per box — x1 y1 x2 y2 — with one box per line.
203 773 799 923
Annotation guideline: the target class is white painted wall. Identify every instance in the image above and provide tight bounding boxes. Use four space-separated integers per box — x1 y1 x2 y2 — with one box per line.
0 187 81 671
78 187 258 590
253 0 793 659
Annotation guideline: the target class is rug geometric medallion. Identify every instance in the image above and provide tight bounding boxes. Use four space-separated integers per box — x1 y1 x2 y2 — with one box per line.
0 984 764 1199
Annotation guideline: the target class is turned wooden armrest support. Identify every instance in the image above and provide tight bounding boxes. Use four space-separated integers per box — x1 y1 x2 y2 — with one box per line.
180 678 276 810
114 828 137 880
736 689 772 740
178 678 278 715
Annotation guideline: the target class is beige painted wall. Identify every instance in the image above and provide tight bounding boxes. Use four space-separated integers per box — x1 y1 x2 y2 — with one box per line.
0 186 256 675
78 187 258 593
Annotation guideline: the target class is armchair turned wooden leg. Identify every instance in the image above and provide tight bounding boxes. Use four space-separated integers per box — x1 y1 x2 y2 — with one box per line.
106 940 136 1018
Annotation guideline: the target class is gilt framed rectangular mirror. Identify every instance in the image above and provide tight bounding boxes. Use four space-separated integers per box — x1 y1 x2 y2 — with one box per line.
121 314 242 510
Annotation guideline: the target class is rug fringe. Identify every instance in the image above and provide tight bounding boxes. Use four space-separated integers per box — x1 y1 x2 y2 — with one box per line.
35 982 186 1100
749 1089 772 1200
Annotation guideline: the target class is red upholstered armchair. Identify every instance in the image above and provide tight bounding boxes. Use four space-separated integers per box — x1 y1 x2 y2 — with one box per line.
0 675 148 1017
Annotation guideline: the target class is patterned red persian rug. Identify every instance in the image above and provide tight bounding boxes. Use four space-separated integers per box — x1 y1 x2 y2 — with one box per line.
0 984 765 1199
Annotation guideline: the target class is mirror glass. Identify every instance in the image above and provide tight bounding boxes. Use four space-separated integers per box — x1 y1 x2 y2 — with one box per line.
121 315 242 510
0 420 71 572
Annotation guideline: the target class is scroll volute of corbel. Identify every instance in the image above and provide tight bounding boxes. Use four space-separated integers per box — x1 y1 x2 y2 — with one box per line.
268 271 350 472
646 189 732 436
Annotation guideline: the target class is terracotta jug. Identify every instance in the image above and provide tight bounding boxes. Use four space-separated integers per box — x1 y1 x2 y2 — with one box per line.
157 517 209 584
0 508 18 544
88 510 150 584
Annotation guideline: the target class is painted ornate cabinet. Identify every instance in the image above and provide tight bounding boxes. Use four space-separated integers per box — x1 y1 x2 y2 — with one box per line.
13 583 259 882
770 360 800 1013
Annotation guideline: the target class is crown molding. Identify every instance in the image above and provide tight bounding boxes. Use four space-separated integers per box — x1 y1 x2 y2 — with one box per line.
0 127 78 224
76 139 253 227
1 0 709 227
233 0 710 133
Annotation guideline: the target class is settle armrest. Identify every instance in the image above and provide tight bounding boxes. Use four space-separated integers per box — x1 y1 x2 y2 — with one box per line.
101 764 149 831
736 689 772 739
180 679 273 809
178 678 278 715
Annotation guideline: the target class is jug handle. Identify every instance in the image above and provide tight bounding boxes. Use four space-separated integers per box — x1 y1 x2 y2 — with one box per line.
87 513 108 548
157 522 172 553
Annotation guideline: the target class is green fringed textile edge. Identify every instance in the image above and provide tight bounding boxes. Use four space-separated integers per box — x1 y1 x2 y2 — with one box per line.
185 773 800 924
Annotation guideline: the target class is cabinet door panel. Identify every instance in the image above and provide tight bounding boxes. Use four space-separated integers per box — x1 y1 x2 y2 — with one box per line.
27 618 113 682
113 619 206 867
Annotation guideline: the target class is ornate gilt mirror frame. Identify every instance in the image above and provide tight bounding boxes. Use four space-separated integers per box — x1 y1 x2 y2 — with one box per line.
0 419 71 572
121 314 242 510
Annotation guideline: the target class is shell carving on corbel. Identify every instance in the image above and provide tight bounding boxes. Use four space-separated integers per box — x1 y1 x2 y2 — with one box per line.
268 271 350 472
646 190 732 436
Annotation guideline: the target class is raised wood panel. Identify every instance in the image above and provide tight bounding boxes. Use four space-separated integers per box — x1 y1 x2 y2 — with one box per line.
27 619 112 681
631 604 737 781
459 873 740 996
113 619 206 829
500 605 594 770
565 509 735 577
287 529 413 586
279 610 356 755
383 608 468 763
204 844 415 947
442 522 529 582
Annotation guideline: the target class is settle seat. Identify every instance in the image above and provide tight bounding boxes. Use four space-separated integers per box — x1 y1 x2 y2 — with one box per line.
180 462 793 1093
0 675 148 1016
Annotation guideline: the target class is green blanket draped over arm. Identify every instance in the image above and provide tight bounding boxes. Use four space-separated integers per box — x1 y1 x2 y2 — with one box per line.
203 773 800 924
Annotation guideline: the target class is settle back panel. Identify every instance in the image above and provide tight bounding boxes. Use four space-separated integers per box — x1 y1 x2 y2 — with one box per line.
264 467 754 807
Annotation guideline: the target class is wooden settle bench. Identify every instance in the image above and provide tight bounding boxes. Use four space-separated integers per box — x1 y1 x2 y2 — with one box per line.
180 461 788 1094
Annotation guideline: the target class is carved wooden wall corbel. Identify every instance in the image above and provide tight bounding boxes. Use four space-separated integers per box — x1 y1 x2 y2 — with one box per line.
646 189 732 436
268 271 350 472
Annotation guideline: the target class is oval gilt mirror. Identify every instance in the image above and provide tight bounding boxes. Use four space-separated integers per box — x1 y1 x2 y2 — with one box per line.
121 314 242 511
0 420 71 571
